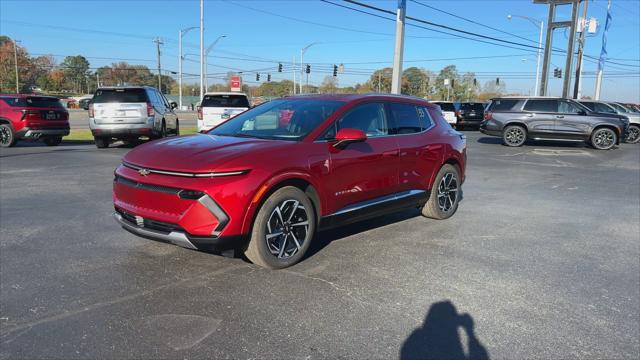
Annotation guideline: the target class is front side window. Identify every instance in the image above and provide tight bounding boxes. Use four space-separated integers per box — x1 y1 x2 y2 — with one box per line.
523 99 557 113
388 103 422 134
558 100 584 114
593 103 616 113
337 103 388 137
209 99 343 141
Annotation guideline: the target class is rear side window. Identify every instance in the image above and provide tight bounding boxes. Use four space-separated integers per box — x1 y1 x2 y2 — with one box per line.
488 99 519 111
201 95 250 108
460 103 485 112
593 103 616 113
1 97 63 108
92 89 149 103
523 99 557 112
434 102 455 112
388 103 423 134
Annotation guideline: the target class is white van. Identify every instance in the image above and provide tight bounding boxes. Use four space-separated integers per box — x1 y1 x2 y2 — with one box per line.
197 92 250 132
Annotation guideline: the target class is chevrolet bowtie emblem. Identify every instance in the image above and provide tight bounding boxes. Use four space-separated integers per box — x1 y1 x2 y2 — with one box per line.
138 168 151 176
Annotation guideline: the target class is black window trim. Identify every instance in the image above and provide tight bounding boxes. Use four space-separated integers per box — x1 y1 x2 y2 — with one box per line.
314 101 436 143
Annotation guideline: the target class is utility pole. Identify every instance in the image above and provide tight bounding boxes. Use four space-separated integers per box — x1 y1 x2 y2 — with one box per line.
153 37 164 92
378 72 382 92
573 0 589 99
391 0 406 94
13 39 19 93
200 0 205 101
292 56 297 94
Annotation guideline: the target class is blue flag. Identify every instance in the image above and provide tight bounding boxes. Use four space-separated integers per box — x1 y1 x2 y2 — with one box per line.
598 0 612 70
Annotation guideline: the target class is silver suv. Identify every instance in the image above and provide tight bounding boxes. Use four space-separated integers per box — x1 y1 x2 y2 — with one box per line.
89 86 178 148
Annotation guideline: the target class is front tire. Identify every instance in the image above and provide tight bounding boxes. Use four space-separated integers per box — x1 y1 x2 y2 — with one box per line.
422 164 461 220
591 127 617 150
625 124 640 144
502 125 527 147
43 136 62 146
0 124 16 148
245 186 315 269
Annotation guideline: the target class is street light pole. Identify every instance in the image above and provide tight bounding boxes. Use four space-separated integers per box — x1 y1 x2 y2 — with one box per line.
391 0 406 94
300 42 318 94
204 35 227 91
199 0 204 101
179 27 197 110
508 15 543 96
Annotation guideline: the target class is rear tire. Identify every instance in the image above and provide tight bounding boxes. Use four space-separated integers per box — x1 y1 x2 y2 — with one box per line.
244 186 315 269
625 124 640 144
0 124 16 148
591 127 617 150
94 136 109 148
422 164 461 220
43 136 62 146
502 125 527 147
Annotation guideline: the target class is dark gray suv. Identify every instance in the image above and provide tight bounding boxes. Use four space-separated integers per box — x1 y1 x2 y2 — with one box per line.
480 97 629 150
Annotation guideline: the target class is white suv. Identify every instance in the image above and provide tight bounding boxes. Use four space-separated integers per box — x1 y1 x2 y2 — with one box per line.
197 92 250 132
432 101 457 128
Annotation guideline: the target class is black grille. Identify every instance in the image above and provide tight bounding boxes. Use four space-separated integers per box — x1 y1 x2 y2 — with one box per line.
114 175 181 195
116 208 184 234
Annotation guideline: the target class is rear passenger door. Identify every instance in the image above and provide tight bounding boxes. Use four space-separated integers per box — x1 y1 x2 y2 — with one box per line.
387 102 441 194
522 99 557 138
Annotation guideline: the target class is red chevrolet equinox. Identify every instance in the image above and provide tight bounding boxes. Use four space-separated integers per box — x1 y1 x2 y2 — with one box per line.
0 94 70 147
114 94 467 268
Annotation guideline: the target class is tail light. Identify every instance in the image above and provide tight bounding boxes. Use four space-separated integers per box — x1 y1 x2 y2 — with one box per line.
16 109 39 121
484 111 493 121
88 104 94 118
146 102 155 117
197 106 203 120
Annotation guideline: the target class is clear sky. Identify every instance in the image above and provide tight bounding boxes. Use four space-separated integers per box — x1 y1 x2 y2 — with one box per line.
1 0 639 101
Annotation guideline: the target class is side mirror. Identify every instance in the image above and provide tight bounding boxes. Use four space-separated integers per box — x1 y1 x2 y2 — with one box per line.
170 101 178 110
333 128 367 149
577 109 587 115
82 102 90 110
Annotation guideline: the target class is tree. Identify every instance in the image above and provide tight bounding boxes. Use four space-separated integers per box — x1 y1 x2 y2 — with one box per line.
0 36 33 93
61 55 90 93
319 75 338 94
477 80 507 101
402 67 432 98
368 67 393 93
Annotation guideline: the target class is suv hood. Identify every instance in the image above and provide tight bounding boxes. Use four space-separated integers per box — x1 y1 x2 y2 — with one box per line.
123 134 290 173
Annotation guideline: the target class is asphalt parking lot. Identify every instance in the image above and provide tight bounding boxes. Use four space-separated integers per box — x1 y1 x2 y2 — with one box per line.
1 132 638 359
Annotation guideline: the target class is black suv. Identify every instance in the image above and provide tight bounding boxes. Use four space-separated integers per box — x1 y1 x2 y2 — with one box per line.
456 102 485 130
480 97 628 150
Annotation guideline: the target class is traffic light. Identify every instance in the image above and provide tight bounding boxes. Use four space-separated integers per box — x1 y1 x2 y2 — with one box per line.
554 68 562 78
451 79 455 88
256 73 260 81
278 63 283 72
496 77 500 85
333 65 338 77
305 64 311 74
473 78 477 86
267 74 271 82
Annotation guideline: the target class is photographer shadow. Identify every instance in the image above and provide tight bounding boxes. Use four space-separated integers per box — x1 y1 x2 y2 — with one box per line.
400 301 490 360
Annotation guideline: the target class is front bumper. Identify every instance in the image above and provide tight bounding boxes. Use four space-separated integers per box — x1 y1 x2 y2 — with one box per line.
16 127 70 139
114 210 242 251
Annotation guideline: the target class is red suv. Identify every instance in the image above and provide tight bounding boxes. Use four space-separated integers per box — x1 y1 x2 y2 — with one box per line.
0 94 70 147
113 94 467 268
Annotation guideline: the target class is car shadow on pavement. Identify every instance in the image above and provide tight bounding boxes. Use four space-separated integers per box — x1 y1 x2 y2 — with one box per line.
476 137 503 145
400 301 490 360
305 208 421 259
476 136 590 149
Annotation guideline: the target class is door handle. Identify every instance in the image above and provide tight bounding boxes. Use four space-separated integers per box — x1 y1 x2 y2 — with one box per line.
556 115 565 119
526 113 534 117
383 150 400 157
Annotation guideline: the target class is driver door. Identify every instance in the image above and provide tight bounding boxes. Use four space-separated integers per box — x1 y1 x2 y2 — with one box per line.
322 102 400 214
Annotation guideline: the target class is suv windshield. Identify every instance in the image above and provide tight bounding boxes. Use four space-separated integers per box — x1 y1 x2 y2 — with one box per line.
1 96 63 108
460 103 485 112
434 102 456 112
201 95 250 108
92 88 148 103
209 99 343 141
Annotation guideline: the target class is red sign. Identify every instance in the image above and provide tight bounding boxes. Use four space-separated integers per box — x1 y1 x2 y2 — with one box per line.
230 76 242 92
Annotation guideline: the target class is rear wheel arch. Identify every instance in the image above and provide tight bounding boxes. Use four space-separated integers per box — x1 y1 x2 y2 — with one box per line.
0 118 14 128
